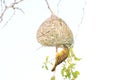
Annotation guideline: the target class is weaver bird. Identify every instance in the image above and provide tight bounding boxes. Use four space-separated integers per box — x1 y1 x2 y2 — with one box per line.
51 44 69 71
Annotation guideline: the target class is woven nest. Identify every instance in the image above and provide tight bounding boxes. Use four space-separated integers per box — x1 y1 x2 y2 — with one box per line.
36 15 73 48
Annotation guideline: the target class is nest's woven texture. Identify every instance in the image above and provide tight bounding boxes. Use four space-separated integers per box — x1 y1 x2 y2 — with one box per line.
36 15 73 47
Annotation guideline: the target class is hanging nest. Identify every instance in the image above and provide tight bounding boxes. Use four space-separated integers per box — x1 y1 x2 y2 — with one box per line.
36 15 73 48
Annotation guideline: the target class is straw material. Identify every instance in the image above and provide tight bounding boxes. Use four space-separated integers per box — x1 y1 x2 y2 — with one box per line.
36 15 73 47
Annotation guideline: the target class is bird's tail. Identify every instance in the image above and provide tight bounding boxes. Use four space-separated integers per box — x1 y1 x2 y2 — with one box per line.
51 64 56 71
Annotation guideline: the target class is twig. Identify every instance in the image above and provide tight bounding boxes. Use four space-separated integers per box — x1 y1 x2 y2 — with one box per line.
45 0 53 14
74 0 86 44
57 0 62 15
0 6 7 23
36 45 44 51
1 10 15 29
0 0 24 28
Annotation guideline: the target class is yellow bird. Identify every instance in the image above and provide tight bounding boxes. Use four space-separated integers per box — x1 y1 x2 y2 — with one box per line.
51 44 69 71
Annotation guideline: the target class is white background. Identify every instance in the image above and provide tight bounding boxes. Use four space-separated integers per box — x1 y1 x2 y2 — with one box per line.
0 0 120 80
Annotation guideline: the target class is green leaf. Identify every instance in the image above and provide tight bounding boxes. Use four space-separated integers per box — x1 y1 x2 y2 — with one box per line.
68 48 73 57
72 71 80 79
46 56 49 62
72 72 77 78
66 69 71 78
69 47 73 53
74 71 80 75
74 57 81 61
45 65 48 70
61 67 66 76
72 53 81 61
68 63 75 69
51 76 55 80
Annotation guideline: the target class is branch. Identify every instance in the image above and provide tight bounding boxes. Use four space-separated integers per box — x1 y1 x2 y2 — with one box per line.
45 0 53 14
0 6 7 23
57 0 62 14
0 0 24 28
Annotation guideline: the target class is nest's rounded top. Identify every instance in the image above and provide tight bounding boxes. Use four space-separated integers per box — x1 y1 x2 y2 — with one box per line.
36 15 73 48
